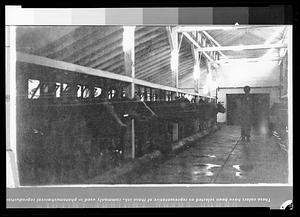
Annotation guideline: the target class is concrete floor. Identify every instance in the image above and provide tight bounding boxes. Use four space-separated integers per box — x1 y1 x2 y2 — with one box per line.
129 125 289 184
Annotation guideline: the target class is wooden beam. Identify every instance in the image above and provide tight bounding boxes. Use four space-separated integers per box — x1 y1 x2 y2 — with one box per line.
137 78 179 93
166 26 174 51
17 51 133 82
174 25 280 32
183 32 214 62
202 31 228 59
17 52 199 96
215 57 282 64
192 45 200 92
178 33 184 51
172 30 179 94
197 43 287 52
123 26 136 159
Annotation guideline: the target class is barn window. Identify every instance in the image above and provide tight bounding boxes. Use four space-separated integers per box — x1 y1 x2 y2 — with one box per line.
94 87 102 97
43 84 49 93
140 93 145 101
171 50 178 71
28 79 40 99
82 86 90 98
55 83 61 97
77 85 82 97
62 83 69 92
147 92 150 101
111 89 116 98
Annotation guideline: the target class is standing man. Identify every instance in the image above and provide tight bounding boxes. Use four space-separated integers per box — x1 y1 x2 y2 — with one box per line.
240 86 253 142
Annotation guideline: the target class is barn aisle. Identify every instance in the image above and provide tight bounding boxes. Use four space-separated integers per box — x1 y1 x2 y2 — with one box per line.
129 125 289 184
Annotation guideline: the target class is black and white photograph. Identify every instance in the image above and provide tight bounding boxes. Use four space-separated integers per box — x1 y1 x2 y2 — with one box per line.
6 24 292 186
4 5 295 210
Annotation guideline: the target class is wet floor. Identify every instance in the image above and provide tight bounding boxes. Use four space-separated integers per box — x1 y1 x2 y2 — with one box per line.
129 125 289 184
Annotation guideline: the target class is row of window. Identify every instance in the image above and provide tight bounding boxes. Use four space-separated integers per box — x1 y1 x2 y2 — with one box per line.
28 79 208 102
28 79 173 101
28 79 103 99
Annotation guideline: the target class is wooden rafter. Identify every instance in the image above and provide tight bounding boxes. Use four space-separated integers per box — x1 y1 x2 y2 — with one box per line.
215 57 283 64
202 31 228 59
183 32 214 62
174 25 280 32
196 43 287 52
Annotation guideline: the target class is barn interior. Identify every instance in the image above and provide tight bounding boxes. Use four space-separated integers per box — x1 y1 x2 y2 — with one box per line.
6 25 290 186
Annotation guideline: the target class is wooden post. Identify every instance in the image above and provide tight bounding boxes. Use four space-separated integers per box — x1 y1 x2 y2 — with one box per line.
170 30 179 145
193 46 200 93
123 26 136 159
206 59 212 97
173 31 179 96
167 27 179 95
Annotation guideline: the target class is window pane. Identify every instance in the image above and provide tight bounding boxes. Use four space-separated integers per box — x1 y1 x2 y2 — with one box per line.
55 83 61 97
83 86 90 98
77 85 82 97
28 79 40 99
94 87 102 97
